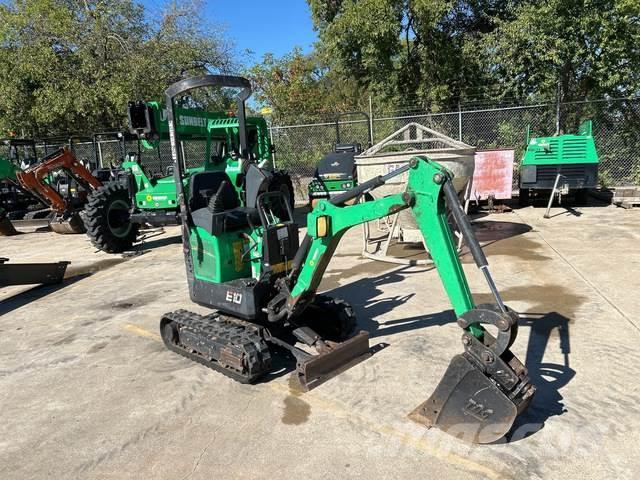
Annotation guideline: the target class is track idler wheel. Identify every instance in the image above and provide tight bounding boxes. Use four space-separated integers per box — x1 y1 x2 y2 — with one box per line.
410 304 536 443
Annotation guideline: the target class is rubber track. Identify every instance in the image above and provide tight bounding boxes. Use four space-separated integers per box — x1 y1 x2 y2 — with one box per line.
160 309 271 384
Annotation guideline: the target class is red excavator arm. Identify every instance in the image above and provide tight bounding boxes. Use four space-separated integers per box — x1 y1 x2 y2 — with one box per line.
16 148 102 214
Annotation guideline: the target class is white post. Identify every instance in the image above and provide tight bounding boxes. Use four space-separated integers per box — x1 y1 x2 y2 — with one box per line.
368 95 374 144
97 141 103 168
458 101 463 142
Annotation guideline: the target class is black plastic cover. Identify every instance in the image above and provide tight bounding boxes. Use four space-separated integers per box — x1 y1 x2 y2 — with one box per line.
190 277 268 320
316 150 357 180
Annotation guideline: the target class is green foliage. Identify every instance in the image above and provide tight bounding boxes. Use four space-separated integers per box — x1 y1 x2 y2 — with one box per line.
0 0 233 136
247 48 369 124
481 0 640 107
304 0 640 115
306 0 517 110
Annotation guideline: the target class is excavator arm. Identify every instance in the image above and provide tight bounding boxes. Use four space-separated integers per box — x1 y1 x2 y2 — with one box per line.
285 158 477 324
282 157 535 443
16 148 102 213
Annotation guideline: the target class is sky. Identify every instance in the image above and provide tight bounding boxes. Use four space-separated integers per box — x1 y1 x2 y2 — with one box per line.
141 0 318 62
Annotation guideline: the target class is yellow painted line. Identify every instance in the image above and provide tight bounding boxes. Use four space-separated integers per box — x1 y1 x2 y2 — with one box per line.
124 323 509 479
124 323 161 341
267 382 508 480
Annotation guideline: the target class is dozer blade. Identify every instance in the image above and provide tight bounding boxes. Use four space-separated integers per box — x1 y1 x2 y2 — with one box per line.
0 258 70 287
296 330 371 391
409 354 534 444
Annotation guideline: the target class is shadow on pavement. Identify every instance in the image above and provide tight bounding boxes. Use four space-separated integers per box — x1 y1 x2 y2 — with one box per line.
0 273 91 317
506 311 575 442
325 263 576 442
133 234 182 251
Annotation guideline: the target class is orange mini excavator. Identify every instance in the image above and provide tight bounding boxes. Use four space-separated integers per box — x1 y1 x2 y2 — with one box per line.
16 148 103 234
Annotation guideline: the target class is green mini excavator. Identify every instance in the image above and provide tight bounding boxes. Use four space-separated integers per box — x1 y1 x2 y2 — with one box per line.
159 76 536 444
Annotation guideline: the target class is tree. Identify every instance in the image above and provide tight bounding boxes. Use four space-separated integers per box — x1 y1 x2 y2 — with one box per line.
480 0 640 106
0 0 234 136
247 48 367 123
307 0 517 110
307 0 640 114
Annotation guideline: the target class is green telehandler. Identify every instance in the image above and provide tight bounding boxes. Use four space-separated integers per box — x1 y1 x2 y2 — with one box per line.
83 76 293 253
158 76 535 444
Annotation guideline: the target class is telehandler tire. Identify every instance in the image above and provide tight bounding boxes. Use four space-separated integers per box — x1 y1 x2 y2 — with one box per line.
84 182 138 253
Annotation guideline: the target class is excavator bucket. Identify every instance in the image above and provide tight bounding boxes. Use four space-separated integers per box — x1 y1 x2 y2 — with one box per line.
410 353 533 443
49 212 86 234
409 306 536 444
0 258 70 287
0 215 19 236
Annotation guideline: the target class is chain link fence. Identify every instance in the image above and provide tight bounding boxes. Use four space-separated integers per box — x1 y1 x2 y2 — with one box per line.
30 136 208 178
21 98 639 203
270 98 640 201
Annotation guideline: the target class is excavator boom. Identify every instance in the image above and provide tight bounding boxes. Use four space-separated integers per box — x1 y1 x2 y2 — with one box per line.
280 157 535 443
16 148 102 233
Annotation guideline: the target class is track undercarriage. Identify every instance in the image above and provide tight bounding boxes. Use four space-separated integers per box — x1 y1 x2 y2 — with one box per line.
160 296 369 390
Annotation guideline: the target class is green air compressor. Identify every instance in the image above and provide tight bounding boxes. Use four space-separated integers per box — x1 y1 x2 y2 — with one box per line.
519 120 599 206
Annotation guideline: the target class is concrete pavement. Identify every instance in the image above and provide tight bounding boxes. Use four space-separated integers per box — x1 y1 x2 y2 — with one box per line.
1 204 638 479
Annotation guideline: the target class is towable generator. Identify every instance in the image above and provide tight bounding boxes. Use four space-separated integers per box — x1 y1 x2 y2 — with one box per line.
159 76 536 444
519 120 599 206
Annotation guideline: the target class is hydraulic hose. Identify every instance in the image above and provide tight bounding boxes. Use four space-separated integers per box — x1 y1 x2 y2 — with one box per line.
330 163 411 206
290 163 413 283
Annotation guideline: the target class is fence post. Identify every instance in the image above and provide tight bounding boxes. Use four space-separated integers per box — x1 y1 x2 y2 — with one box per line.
369 95 375 143
268 122 277 169
458 101 463 142
97 141 104 168
555 82 561 135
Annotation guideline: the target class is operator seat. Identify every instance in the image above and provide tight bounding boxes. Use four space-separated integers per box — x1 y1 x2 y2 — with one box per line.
189 171 259 236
